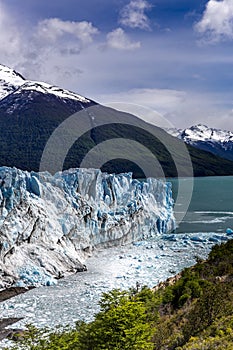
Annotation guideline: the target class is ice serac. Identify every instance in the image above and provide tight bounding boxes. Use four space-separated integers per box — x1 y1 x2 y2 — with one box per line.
0 167 175 288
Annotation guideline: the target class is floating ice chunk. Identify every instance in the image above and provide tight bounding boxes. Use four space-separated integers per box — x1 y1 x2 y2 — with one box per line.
208 237 219 243
133 241 146 247
212 234 228 241
190 236 206 243
162 234 177 242
226 228 233 236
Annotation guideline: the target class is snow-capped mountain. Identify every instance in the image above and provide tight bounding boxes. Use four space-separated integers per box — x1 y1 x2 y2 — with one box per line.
166 124 233 161
180 124 233 144
0 167 175 288
0 63 90 103
0 63 233 177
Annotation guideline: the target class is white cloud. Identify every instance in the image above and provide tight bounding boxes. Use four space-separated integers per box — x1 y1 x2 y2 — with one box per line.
106 28 141 50
36 18 99 44
195 0 233 42
119 0 152 30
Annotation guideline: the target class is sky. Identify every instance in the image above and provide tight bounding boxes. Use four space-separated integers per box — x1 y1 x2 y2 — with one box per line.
0 0 233 130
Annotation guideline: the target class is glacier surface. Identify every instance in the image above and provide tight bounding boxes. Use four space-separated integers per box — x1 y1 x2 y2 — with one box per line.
0 167 175 288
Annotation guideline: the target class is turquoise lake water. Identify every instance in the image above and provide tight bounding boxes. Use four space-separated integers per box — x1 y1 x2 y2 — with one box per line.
170 176 233 233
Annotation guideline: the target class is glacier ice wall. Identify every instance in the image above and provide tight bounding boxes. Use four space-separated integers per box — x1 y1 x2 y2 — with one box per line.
0 167 175 288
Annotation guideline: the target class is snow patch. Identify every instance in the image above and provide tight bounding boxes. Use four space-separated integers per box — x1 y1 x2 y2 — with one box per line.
0 64 25 100
16 81 90 103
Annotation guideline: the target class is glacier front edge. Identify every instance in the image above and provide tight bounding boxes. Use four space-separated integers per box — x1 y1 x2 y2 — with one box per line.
0 167 175 288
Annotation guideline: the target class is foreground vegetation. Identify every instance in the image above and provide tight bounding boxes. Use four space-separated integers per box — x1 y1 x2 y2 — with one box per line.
6 239 233 349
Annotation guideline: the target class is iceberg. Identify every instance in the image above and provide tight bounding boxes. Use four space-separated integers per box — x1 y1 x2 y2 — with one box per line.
226 228 233 236
0 167 175 288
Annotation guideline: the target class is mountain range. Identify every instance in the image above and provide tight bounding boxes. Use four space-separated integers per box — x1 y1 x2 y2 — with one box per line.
0 64 233 177
166 124 233 162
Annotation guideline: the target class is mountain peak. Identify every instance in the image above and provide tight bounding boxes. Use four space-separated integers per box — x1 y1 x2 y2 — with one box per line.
0 64 25 80
0 63 90 104
182 124 233 142
165 124 233 162
0 64 26 100
191 124 209 130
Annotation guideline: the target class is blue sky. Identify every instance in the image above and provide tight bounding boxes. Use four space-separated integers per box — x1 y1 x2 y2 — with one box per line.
0 0 233 130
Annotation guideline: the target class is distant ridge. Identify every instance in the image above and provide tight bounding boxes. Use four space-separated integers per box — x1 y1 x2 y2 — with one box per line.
166 124 233 162
0 64 233 177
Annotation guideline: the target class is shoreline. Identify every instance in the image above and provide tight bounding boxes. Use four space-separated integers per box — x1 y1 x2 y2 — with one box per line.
0 287 34 342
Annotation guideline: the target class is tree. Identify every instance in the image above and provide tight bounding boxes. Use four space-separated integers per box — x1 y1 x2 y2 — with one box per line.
77 289 154 350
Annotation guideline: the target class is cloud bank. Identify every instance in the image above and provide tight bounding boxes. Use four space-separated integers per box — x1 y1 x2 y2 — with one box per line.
0 2 22 62
97 88 233 131
0 1 142 85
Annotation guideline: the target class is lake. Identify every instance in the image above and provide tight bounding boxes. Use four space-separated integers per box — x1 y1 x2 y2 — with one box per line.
170 176 233 233
1 176 233 335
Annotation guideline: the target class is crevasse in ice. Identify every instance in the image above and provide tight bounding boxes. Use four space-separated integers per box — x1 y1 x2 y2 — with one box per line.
0 167 175 288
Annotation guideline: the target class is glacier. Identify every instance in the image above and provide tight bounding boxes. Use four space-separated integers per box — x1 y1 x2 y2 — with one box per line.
0 167 175 289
